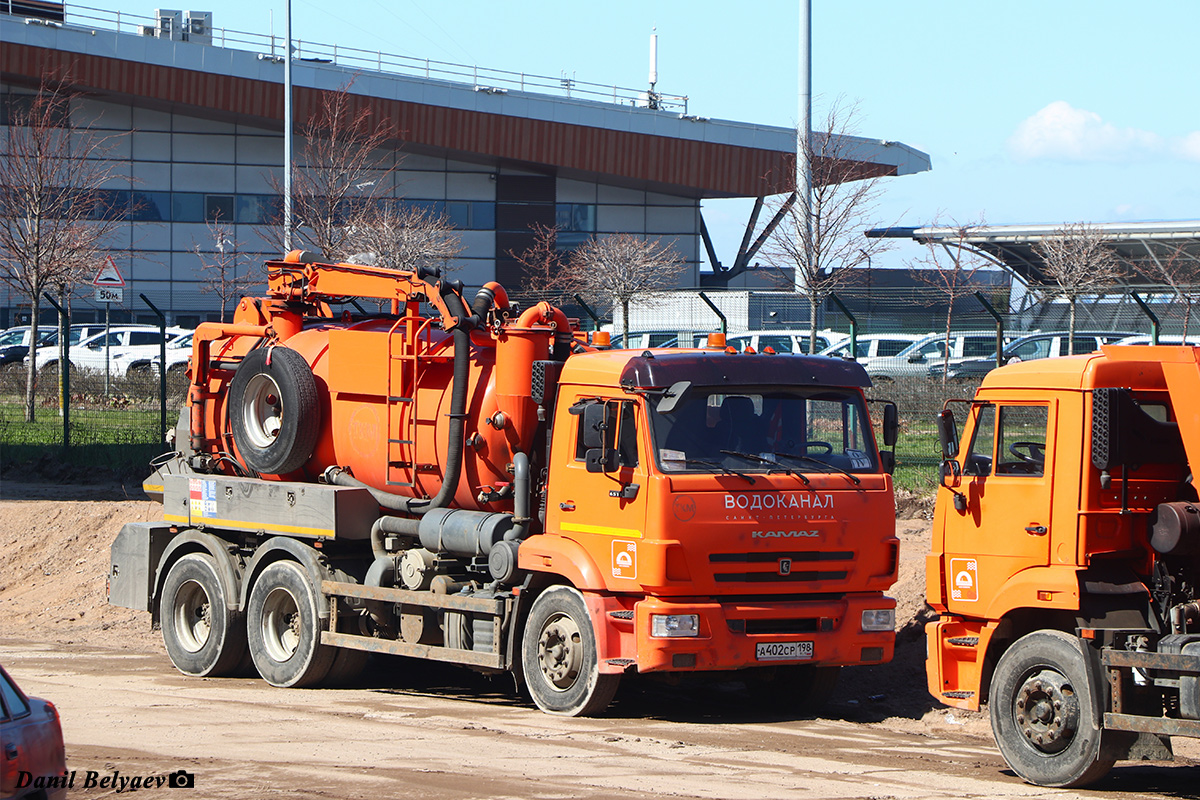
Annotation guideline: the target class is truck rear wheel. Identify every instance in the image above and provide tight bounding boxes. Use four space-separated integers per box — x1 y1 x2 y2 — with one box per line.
989 630 1114 788
160 553 247 677
247 561 335 688
521 586 619 716
229 346 319 475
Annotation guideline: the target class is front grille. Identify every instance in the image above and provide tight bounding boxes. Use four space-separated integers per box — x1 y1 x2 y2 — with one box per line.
710 550 852 585
742 617 821 634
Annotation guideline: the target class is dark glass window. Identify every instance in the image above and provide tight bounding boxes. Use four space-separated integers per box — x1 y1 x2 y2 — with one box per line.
205 194 234 223
172 193 203 223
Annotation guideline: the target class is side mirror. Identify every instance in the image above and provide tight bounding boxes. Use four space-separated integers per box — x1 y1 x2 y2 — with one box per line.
585 448 617 473
581 403 609 451
879 450 895 475
936 409 959 459
939 458 962 489
882 403 899 448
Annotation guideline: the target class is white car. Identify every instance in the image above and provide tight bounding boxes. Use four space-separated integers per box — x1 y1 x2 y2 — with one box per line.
32 326 190 377
819 333 926 361
138 331 194 376
864 330 1015 381
724 329 847 355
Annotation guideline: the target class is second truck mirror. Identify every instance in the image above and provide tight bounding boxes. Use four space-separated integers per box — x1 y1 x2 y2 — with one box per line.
581 403 609 450
937 409 959 459
882 403 899 448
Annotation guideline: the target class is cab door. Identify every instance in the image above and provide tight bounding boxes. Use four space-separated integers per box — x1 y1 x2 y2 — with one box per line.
942 401 1055 614
546 397 648 582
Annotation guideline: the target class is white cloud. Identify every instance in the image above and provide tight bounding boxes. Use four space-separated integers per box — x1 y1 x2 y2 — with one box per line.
1175 131 1200 162
1008 101 1161 162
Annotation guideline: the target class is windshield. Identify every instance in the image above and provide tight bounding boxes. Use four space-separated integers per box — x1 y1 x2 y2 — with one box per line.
648 386 878 474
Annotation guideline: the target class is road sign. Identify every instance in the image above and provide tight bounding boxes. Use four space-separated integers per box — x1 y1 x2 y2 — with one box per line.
93 256 126 287
95 286 124 303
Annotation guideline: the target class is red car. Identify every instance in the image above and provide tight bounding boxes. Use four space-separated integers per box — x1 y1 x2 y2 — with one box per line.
1 664 66 800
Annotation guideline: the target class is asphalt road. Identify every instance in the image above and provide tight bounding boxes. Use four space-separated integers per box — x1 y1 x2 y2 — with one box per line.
3 639 1198 800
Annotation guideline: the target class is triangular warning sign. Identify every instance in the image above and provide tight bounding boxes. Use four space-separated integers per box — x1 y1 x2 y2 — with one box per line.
93 256 126 287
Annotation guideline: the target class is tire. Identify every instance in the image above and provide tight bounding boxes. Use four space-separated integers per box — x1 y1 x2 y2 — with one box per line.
160 553 248 677
228 346 319 475
988 630 1114 788
322 646 370 687
247 561 335 688
521 586 619 716
748 664 841 714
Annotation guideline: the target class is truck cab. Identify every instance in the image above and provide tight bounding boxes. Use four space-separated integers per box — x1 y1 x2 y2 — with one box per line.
927 346 1200 787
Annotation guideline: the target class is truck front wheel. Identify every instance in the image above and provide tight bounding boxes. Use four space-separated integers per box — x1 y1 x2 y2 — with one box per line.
247 561 335 688
989 630 1114 788
521 586 619 716
160 553 247 677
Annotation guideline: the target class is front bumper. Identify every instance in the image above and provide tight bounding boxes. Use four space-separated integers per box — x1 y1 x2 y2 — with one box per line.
591 592 896 674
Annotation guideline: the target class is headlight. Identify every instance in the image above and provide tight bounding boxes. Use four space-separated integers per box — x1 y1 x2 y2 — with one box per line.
861 609 895 632
650 614 699 638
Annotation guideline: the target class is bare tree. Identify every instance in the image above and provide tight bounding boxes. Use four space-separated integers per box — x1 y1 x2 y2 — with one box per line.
1034 223 1121 353
344 203 463 275
0 80 126 421
264 83 398 261
760 99 893 353
195 218 261 323
907 217 992 383
564 234 686 343
1132 243 1200 341
509 224 569 300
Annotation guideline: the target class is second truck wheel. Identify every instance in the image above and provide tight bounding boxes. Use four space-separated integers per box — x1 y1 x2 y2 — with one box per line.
160 553 247 677
247 561 336 688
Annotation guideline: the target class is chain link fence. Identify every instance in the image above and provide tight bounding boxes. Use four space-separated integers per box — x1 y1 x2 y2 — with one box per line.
2 284 1186 489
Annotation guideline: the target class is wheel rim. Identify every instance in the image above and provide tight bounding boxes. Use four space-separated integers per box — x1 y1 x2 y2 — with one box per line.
241 372 284 449
1013 668 1080 754
172 579 212 653
536 611 583 692
261 586 302 663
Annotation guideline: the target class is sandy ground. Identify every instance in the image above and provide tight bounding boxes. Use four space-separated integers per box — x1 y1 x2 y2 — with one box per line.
2 480 1198 798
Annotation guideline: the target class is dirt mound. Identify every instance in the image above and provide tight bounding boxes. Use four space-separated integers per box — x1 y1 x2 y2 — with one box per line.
0 482 161 651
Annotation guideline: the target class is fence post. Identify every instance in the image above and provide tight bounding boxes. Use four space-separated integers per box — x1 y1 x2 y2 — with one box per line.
973 290 1005 369
829 294 857 359
572 294 602 332
42 292 69 451
1130 292 1160 345
698 291 727 335
140 294 168 449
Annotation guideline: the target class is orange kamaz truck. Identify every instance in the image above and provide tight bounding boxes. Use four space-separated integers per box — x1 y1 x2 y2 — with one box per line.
107 252 900 716
928 344 1200 785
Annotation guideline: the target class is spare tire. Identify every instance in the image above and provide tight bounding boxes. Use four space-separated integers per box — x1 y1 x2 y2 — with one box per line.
229 346 319 475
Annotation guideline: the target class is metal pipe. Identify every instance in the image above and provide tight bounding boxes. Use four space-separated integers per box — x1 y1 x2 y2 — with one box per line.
42 292 69 451
506 451 531 541
829 294 857 359
973 291 1005 369
698 291 727 335
140 293 168 448
1131 292 1160 345
283 0 293 252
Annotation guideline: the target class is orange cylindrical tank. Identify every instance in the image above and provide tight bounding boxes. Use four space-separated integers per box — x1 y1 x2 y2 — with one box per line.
216 317 546 512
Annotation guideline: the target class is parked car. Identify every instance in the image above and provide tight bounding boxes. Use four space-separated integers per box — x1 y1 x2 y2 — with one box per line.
865 330 1015 381
724 329 847 355
819 333 926 361
932 330 1137 380
31 326 190 377
139 331 194 375
0 326 55 367
0 663 66 800
1113 333 1200 346
608 330 689 349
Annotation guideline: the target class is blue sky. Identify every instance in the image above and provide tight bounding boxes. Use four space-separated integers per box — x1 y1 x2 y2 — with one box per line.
82 1 1200 269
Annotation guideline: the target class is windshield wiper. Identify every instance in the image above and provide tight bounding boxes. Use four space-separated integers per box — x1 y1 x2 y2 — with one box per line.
719 450 810 485
676 457 756 484
774 452 862 485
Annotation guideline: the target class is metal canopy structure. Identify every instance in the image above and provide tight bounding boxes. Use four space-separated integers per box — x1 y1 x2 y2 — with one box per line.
868 221 1200 289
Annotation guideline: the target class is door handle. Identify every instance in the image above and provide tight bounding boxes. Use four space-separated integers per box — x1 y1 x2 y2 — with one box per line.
559 501 575 511
5 743 18 760
1025 524 1048 535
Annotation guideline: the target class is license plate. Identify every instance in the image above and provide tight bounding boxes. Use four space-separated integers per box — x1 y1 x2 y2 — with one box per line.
755 641 814 662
